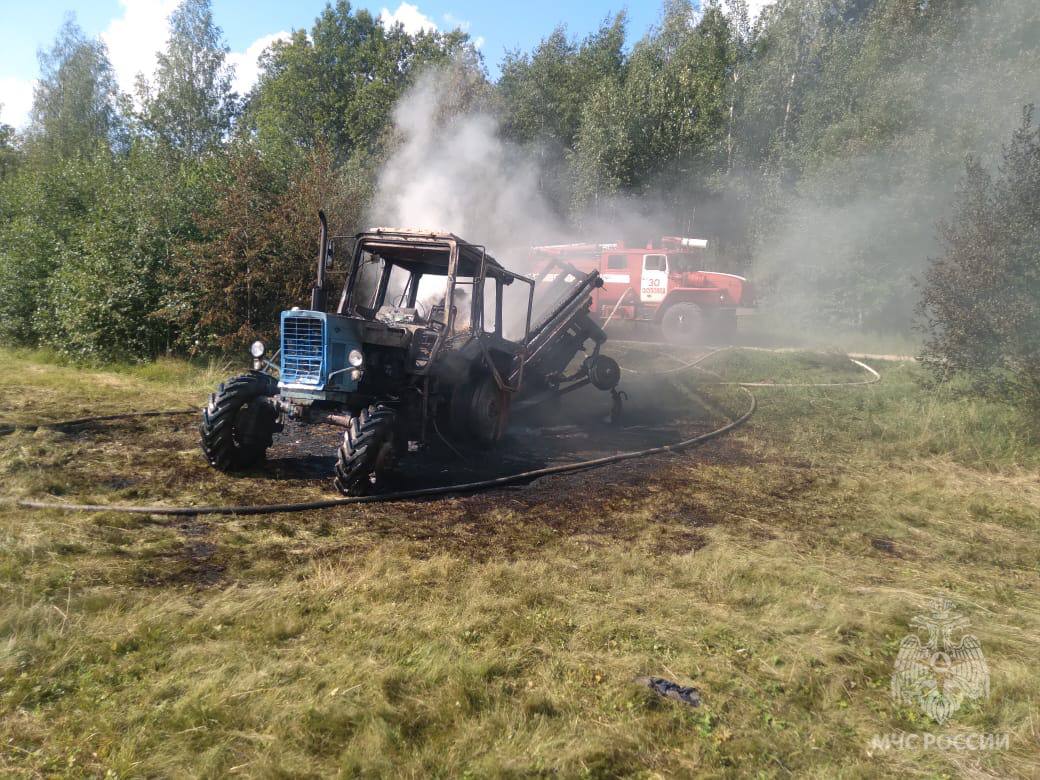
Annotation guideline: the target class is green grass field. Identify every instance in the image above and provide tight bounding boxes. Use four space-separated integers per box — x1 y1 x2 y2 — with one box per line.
1 346 1038 778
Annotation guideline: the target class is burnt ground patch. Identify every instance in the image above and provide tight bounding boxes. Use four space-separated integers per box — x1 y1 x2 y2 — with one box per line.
130 514 228 588
258 433 758 563
263 355 750 492
8 347 761 564
13 345 747 500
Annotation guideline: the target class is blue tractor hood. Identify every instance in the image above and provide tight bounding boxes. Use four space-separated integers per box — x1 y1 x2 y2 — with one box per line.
279 309 362 395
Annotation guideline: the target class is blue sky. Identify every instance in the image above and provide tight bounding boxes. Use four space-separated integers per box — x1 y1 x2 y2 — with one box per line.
0 0 774 128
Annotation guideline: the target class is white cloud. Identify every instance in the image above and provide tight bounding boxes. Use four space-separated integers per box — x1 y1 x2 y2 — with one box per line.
384 7 483 46
379 3 438 35
101 0 288 100
442 12 469 32
227 31 291 96
101 0 179 95
2 0 475 129
0 76 35 129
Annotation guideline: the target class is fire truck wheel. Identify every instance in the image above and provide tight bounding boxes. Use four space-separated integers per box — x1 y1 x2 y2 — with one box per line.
661 303 705 345
200 371 279 471
467 377 511 447
334 405 396 496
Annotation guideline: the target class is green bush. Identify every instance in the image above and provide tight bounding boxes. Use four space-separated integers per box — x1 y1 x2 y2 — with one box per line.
919 107 1040 413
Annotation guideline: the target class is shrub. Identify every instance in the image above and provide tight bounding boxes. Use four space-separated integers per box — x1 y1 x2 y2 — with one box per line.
160 145 372 354
919 106 1040 412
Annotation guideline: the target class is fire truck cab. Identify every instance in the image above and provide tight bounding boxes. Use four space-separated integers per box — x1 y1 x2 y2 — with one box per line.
531 237 752 344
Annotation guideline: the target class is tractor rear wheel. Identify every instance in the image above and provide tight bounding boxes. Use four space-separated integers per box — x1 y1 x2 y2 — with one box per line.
200 372 279 471
449 376 511 446
467 377 511 446
334 405 397 496
661 303 705 345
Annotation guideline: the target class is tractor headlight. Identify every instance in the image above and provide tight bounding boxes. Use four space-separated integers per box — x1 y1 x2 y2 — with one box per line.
250 340 266 358
347 348 364 367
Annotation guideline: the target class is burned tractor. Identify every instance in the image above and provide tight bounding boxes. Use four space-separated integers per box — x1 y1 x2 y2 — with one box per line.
200 214 622 495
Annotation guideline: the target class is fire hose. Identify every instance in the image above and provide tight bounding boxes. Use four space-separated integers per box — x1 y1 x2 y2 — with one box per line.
618 344 881 385
601 287 633 330
4 346 879 517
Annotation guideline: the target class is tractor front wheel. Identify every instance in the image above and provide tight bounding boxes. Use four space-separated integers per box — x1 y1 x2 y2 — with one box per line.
334 405 397 496
200 372 279 471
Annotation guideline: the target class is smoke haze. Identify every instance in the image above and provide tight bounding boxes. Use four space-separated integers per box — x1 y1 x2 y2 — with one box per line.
367 66 700 269
368 0 1040 346
750 0 1040 340
368 67 563 265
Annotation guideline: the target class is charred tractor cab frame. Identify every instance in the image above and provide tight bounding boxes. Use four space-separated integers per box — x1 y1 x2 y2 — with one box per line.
201 213 623 495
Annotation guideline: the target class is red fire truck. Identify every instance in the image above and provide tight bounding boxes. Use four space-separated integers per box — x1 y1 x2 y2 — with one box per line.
531 237 753 344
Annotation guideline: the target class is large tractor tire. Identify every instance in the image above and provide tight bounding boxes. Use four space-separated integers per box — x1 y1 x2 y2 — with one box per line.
450 376 511 447
661 302 705 346
467 377 511 446
200 371 279 471
334 405 397 496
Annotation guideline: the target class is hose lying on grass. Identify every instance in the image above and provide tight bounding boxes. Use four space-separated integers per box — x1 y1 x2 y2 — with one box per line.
619 345 882 386
5 347 878 517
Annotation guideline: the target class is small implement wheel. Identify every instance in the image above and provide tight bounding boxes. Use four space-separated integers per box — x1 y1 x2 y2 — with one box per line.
661 303 704 345
200 372 279 471
588 355 621 390
334 405 397 496
467 377 511 446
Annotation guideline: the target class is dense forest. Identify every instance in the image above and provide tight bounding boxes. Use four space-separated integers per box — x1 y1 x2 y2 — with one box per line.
0 0 1037 364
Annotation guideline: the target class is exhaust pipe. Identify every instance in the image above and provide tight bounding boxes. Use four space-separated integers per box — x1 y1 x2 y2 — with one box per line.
311 210 329 312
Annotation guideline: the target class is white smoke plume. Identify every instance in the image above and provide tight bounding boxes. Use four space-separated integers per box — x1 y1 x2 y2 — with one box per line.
368 67 563 265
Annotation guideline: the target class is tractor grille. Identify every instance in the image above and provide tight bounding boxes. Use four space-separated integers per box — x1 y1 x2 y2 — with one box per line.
281 316 324 384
